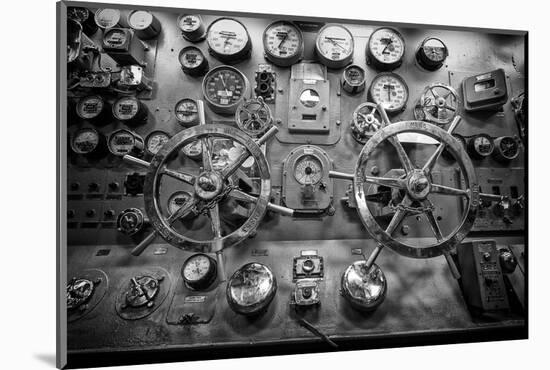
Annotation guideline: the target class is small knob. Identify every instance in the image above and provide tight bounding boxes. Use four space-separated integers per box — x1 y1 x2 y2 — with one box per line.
88 182 99 191
67 209 75 219
302 287 312 299
483 252 491 261
70 182 80 191
109 182 119 191
86 209 96 217
104 209 116 218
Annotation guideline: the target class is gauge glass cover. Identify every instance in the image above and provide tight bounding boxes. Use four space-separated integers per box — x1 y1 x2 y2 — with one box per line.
109 130 136 155
263 21 303 62
207 18 250 57
294 154 324 185
203 66 247 107
72 128 100 154
368 28 405 66
182 254 214 284
178 14 201 32
146 131 170 155
316 24 354 62
370 73 408 112
77 96 104 119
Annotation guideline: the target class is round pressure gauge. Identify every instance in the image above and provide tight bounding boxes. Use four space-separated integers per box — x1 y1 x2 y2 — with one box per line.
127 10 161 40
416 37 448 71
341 261 387 312
367 27 405 71
102 28 128 48
145 130 170 156
70 127 105 156
315 24 354 69
350 102 383 144
178 46 209 76
226 262 277 316
112 96 147 123
493 136 520 162
467 134 494 159
262 20 304 67
202 65 251 115
94 8 120 29
117 208 145 235
177 14 207 42
68 7 98 35
175 98 200 126
294 154 324 185
75 95 107 122
369 73 409 113
206 18 252 63
341 64 366 94
182 254 217 290
167 191 194 216
182 140 203 160
108 129 144 156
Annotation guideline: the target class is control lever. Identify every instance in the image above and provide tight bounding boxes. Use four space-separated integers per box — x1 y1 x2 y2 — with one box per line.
296 317 338 349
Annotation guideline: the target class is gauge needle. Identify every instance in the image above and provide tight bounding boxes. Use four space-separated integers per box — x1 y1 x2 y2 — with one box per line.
383 83 394 101
220 75 230 95
325 37 346 51
278 33 288 48
381 37 393 54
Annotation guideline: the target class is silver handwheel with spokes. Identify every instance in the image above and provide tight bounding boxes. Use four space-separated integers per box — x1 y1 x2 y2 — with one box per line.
330 105 480 278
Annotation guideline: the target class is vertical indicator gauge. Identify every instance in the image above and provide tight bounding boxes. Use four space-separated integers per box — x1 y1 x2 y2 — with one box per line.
177 14 207 42
175 98 200 126
178 46 209 76
315 24 354 69
367 27 405 71
262 20 304 67
416 37 448 71
202 65 251 115
206 18 252 63
145 131 171 156
368 73 409 113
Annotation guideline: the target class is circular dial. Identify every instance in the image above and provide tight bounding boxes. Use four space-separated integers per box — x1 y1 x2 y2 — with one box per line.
294 154 324 185
117 208 145 235
182 254 217 290
103 28 127 47
351 102 383 144
108 129 142 156
468 134 494 158
226 262 277 316
71 128 102 155
202 65 250 115
182 140 203 160
128 10 154 30
175 98 199 126
145 131 170 156
416 37 448 70
167 191 194 215
342 64 366 94
369 73 409 113
177 14 206 41
178 46 209 76
206 18 252 63
494 136 520 161
367 27 405 70
262 21 303 67
315 24 354 69
68 7 90 23
76 95 104 120
112 96 141 121
94 8 120 29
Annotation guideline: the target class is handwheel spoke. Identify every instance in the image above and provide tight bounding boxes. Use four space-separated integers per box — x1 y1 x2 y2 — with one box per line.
388 137 415 174
220 149 251 180
364 176 406 189
201 137 214 172
444 104 456 112
431 184 469 197
422 144 446 174
430 87 441 99
386 195 412 235
168 197 197 223
208 203 222 238
422 201 443 241
229 188 294 217
160 166 196 185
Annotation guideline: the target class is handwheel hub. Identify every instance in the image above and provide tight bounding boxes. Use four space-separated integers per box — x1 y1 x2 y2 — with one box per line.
407 169 431 200
195 171 224 201
436 97 446 107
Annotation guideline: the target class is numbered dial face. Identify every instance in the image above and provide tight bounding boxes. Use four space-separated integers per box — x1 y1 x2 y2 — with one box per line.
145 131 170 156
294 155 324 185
182 140 203 159
68 7 90 23
421 38 447 63
108 129 138 156
202 66 249 114
103 28 127 47
497 137 519 159
369 73 409 113
182 254 217 290
175 98 199 125
71 128 100 154
471 135 494 157
206 18 251 61
178 14 202 32
262 21 303 66
167 191 193 215
315 24 354 68
178 46 208 75
113 97 139 121
368 28 405 70
344 65 365 86
76 96 104 119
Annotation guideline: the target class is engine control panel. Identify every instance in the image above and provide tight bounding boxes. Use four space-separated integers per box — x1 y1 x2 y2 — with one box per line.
63 3 527 365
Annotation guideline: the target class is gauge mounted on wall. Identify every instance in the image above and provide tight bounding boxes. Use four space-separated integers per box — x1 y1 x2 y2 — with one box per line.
70 127 106 157
94 8 121 30
315 24 354 69
178 46 209 76
117 208 146 235
341 64 366 94
75 95 109 123
127 10 162 40
107 129 144 157
112 96 148 124
368 72 409 113
262 20 304 67
467 133 494 159
68 7 98 35
206 17 252 63
202 65 251 115
175 98 200 126
177 14 207 42
366 27 405 71
167 191 194 217
145 130 171 156
416 37 448 71
182 254 218 290
493 136 520 162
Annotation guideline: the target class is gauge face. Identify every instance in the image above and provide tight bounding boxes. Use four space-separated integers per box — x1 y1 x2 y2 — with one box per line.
422 38 447 63
202 66 249 114
498 137 519 158
113 97 139 121
103 28 127 47
108 129 136 156
178 46 208 75
167 191 193 215
344 65 366 86
128 10 153 30
76 96 104 119
175 98 199 125
71 128 100 154
369 73 409 113
95 8 120 29
294 155 324 185
117 208 144 235
368 28 405 69
206 18 251 60
182 254 215 283
263 21 303 66
315 24 354 67
473 135 494 156
68 7 90 23
145 131 170 156
182 140 203 159
178 14 202 32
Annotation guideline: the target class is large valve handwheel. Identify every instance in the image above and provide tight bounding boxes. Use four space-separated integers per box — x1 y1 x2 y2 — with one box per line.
142 124 280 254
330 106 480 278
